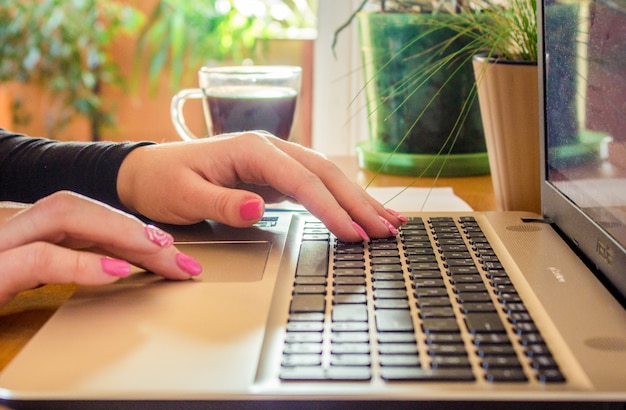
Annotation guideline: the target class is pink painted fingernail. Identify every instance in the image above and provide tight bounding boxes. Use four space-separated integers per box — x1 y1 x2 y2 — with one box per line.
144 224 174 248
386 208 408 224
176 252 203 276
379 216 399 236
101 257 132 277
351 221 370 243
240 198 264 221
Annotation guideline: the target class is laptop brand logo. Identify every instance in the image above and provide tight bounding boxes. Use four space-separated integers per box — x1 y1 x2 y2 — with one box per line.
548 267 566 283
596 238 614 266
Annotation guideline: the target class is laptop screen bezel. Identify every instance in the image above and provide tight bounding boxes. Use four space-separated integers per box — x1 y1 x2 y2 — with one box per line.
538 0 626 301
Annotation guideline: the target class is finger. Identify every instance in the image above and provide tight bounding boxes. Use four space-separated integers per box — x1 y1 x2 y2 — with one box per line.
0 191 199 280
0 243 126 306
232 137 398 239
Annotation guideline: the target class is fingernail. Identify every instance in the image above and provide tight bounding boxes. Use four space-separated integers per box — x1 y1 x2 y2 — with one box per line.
386 208 408 224
176 252 203 276
240 198 264 221
379 216 399 236
101 257 132 277
144 224 174 248
351 221 370 243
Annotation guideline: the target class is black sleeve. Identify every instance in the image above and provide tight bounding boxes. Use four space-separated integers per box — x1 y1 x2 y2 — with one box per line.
0 129 155 211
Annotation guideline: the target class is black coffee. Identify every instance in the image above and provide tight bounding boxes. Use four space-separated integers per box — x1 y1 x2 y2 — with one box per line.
206 86 297 140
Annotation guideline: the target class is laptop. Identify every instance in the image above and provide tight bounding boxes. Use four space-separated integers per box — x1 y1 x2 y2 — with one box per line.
1 0 625 407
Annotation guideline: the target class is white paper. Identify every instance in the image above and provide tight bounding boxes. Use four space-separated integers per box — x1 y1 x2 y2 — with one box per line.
267 186 472 212
364 187 473 212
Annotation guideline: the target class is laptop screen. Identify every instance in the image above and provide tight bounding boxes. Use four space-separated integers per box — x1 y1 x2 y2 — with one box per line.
541 0 626 299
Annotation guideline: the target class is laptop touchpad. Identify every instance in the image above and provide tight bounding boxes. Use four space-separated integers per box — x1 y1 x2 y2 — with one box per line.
175 242 271 282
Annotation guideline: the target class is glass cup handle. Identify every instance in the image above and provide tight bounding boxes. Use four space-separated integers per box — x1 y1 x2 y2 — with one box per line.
170 88 204 140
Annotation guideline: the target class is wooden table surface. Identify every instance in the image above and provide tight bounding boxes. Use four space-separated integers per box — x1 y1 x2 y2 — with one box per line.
0 156 495 371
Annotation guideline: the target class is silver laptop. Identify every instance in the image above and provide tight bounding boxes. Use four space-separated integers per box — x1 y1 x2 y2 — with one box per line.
1 0 625 406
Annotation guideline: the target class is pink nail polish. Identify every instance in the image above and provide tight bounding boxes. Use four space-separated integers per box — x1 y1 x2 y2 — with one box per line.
176 252 203 276
379 216 399 236
144 225 174 248
386 208 409 224
240 198 264 221
101 257 131 277
351 221 370 243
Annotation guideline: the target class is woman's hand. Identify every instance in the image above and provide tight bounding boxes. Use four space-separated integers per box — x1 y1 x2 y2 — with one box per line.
0 191 201 306
117 132 406 242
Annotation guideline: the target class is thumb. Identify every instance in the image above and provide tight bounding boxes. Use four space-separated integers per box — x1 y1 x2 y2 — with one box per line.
208 187 266 227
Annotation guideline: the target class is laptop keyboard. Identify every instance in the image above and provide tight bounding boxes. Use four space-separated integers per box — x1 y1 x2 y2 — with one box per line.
279 216 566 384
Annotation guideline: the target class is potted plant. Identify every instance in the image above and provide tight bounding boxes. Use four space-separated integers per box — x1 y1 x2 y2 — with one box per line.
0 0 144 141
333 0 492 178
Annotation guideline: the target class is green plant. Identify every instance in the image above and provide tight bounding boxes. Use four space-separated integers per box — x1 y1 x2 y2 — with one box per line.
332 0 537 180
0 0 144 140
134 0 317 92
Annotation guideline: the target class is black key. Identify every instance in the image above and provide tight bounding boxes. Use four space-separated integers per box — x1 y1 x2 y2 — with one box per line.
454 283 488 293
425 334 464 345
290 294 325 313
335 253 365 262
378 343 418 355
536 369 566 383
283 343 322 355
331 343 371 354
465 313 506 334
473 333 511 345
330 354 371 367
460 303 497 313
334 268 366 277
332 304 368 322
477 345 516 356
289 312 324 321
481 356 522 369
334 285 366 294
373 281 406 290
293 285 326 294
378 333 416 343
421 318 460 334
456 292 492 303
282 354 321 367
419 306 455 318
331 332 369 343
334 276 366 286
284 332 323 343
286 322 324 332
485 369 527 382
427 344 468 356
374 289 409 299
375 309 414 332
332 322 368 332
333 294 367 304
416 297 452 308
375 299 410 309
413 278 445 288
379 354 420 367
296 241 328 277
381 367 475 381
430 356 471 368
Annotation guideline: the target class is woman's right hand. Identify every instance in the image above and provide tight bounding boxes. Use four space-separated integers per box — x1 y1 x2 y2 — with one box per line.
0 191 202 307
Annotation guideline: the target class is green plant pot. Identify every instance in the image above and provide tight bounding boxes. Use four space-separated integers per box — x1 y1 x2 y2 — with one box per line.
357 12 489 177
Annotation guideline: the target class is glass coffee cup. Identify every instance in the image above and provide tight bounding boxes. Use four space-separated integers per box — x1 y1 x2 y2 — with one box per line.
171 65 301 141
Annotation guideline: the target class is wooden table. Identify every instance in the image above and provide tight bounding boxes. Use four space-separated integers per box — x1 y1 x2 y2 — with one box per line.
0 157 495 371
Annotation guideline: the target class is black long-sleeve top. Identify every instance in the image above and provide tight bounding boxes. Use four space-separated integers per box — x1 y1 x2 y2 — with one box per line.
0 129 153 210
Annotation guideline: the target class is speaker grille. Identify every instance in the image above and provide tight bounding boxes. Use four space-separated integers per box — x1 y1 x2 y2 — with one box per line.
506 224 543 232
584 337 626 351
